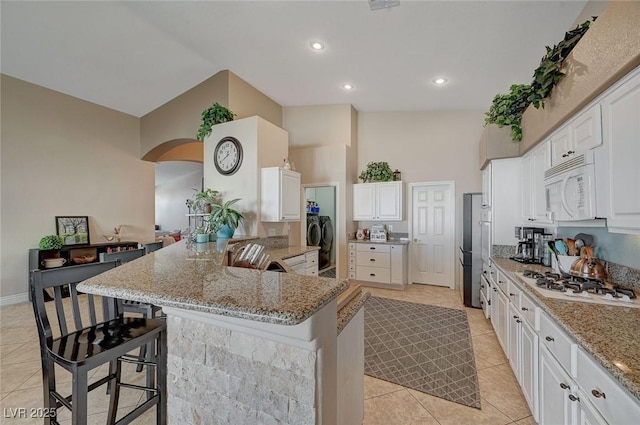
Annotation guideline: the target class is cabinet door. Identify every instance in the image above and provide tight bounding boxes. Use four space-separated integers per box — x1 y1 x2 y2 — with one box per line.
376 182 402 220
280 170 301 220
520 153 533 221
602 69 640 232
572 104 602 153
521 320 538 421
550 124 573 167
482 163 492 208
353 184 376 220
531 141 552 222
491 286 508 354
575 390 607 425
539 345 573 425
508 302 521 378
390 245 404 284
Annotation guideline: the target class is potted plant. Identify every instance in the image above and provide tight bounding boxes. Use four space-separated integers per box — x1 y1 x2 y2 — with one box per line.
359 161 394 183
187 188 220 214
195 226 209 243
39 235 66 267
209 198 244 239
196 102 236 142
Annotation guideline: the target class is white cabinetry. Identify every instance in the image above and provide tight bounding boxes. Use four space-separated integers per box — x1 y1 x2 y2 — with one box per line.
539 344 574 425
261 167 301 222
349 242 406 289
305 250 318 276
521 140 552 224
550 104 602 167
482 159 522 246
601 67 640 233
353 181 403 221
490 279 508 354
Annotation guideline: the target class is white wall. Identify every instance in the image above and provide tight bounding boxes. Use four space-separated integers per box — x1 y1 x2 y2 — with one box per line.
1 75 155 303
155 163 203 234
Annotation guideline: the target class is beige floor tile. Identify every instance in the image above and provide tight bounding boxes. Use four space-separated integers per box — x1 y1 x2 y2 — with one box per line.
0 343 23 359
472 333 508 367
515 415 537 425
0 325 39 346
408 389 512 425
467 310 494 337
18 363 75 391
364 375 405 399
477 363 532 421
0 387 45 425
0 360 41 394
1 342 43 366
364 389 440 425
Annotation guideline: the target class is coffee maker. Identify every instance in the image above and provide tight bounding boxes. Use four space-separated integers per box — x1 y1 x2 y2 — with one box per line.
512 227 545 263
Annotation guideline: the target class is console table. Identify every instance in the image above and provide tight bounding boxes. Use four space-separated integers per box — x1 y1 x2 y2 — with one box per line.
29 241 139 271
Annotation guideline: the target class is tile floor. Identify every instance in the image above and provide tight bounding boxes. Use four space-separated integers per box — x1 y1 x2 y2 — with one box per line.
0 284 533 424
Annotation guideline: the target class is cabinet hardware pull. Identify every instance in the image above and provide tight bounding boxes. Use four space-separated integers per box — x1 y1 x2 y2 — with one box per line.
370 247 376 250
483 270 487 274
568 150 575 155
499 280 505 284
488 300 491 305
591 389 606 399
509 293 516 297
370 259 375 262
480 300 484 305
516 319 521 323
493 288 497 292
568 394 580 402
481 285 485 289
513 315 519 319
521 307 529 311
370 273 376 277
560 383 570 390
545 336 555 342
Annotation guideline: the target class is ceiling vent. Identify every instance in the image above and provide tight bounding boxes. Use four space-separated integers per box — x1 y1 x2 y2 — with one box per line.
369 0 400 11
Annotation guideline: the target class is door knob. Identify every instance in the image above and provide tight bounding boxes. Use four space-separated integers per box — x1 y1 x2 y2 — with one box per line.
413 238 418 242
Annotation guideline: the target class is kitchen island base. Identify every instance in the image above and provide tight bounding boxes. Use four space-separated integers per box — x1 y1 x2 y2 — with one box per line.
164 301 338 425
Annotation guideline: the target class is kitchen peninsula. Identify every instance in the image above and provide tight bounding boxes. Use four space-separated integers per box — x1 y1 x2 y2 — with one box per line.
77 240 358 424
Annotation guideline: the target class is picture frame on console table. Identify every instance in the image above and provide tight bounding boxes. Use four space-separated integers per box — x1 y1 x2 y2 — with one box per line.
56 216 90 246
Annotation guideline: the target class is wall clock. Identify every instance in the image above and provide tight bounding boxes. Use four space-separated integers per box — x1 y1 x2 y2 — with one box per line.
213 136 243 175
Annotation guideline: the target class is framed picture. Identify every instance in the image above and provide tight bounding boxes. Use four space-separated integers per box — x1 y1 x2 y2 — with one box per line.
56 216 90 246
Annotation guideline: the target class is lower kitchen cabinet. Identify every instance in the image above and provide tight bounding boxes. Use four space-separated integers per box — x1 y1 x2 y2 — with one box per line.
490 284 509 354
348 242 406 289
539 344 574 425
520 318 538 421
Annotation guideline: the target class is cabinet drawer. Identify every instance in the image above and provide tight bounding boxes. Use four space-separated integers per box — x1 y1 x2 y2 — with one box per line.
356 243 390 253
349 256 356 265
306 267 318 277
356 266 390 284
539 311 573 372
348 243 355 251
349 248 356 257
305 251 318 267
480 274 490 300
519 292 538 330
575 348 640 424
506 279 521 304
495 270 509 295
348 272 356 279
356 251 390 268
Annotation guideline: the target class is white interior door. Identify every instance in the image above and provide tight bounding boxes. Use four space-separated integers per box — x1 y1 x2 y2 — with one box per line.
409 182 455 287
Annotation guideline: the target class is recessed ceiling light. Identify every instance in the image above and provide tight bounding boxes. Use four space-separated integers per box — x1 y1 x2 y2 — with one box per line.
342 84 354 90
310 41 325 51
432 77 448 86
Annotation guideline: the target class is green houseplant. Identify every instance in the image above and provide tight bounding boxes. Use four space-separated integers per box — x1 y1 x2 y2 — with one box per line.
195 226 208 243
39 235 64 251
359 161 394 183
196 102 236 142
187 188 220 213
209 198 244 238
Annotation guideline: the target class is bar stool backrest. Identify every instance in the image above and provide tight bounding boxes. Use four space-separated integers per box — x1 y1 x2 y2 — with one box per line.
30 261 120 346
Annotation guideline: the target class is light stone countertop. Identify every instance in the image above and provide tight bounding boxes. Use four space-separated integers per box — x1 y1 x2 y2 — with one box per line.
77 240 348 326
348 239 410 245
337 290 370 335
491 257 640 401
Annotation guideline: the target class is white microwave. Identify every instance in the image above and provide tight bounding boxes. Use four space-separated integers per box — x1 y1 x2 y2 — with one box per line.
544 152 597 221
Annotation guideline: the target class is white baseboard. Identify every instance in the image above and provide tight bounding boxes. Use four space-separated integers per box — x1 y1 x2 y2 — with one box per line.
0 292 29 307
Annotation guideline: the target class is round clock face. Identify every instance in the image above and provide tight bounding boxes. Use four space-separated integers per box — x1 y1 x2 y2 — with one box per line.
213 136 243 175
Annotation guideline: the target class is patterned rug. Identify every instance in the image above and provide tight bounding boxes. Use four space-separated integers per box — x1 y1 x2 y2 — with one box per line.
364 296 481 409
318 266 336 278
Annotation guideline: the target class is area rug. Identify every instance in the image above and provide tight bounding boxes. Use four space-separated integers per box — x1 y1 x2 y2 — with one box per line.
364 296 481 409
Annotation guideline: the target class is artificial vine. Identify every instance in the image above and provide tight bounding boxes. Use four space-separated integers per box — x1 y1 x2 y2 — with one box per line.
485 18 595 141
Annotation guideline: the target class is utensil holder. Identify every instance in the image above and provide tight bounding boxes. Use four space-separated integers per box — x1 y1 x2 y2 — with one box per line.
552 255 579 274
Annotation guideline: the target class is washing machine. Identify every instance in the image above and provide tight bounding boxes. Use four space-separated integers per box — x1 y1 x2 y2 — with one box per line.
306 215 321 246
318 216 333 269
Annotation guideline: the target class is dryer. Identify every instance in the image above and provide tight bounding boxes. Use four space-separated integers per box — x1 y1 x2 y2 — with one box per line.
318 216 333 269
306 215 321 246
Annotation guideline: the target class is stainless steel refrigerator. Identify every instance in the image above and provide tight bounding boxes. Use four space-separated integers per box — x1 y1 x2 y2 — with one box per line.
460 193 483 308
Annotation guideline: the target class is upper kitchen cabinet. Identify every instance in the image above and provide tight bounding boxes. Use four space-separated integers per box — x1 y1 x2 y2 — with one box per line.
601 67 640 233
485 158 522 246
261 167 301 222
481 162 492 208
353 181 403 221
550 104 602 167
521 140 552 224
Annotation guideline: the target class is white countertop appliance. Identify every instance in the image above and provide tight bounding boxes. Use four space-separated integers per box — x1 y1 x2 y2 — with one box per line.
369 224 387 242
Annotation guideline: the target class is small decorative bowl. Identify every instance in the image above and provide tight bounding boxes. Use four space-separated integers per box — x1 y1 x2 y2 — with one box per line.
72 255 97 264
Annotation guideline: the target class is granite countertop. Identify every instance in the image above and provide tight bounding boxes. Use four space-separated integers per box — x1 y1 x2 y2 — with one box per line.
337 290 370 335
77 240 349 326
491 257 640 401
348 238 410 245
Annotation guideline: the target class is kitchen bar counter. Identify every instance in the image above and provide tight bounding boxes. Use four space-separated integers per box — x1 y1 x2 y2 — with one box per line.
492 257 640 401
78 240 347 326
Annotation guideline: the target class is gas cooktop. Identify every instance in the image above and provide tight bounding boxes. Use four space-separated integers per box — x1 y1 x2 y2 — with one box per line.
516 270 639 308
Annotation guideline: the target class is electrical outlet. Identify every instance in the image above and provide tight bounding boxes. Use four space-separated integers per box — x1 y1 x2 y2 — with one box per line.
268 227 276 236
